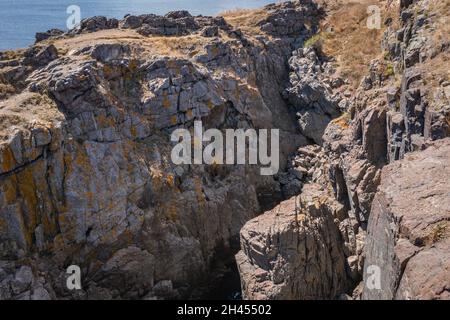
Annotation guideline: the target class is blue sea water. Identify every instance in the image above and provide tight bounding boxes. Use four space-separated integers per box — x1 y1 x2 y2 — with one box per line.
0 0 274 50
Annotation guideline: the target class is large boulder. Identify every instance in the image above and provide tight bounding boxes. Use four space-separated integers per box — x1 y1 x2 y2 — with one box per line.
78 16 119 33
23 45 58 67
236 184 351 300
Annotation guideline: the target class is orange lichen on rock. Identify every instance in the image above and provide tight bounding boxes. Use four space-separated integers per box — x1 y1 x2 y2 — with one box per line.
162 93 172 109
2 175 18 204
1 145 16 173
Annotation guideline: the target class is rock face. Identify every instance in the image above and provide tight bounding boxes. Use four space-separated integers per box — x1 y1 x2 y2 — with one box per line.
120 13 229 37
237 184 351 300
286 46 341 145
0 0 449 300
35 29 64 43
76 16 119 33
0 1 322 300
382 0 450 160
363 138 450 300
236 0 449 301
258 0 324 37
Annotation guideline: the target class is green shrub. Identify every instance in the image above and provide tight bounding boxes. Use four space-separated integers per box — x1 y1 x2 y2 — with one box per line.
384 63 395 77
304 34 324 51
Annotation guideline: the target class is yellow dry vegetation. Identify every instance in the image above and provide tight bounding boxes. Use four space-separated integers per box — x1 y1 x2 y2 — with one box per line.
220 8 269 35
52 29 212 59
146 35 211 57
331 112 351 129
320 0 397 87
0 83 16 99
0 92 64 142
221 1 398 87
428 0 450 48
0 50 25 61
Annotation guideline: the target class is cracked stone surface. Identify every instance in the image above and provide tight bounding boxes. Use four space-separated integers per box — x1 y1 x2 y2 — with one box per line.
363 138 450 300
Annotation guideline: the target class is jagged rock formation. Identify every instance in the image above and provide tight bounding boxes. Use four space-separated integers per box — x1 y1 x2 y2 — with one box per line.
236 0 449 300
363 139 450 299
383 0 450 159
286 46 342 145
0 0 324 300
237 183 351 300
0 0 449 300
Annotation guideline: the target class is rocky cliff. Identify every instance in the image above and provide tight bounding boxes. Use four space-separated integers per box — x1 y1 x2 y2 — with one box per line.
363 138 450 300
0 0 449 300
0 0 320 300
236 0 450 300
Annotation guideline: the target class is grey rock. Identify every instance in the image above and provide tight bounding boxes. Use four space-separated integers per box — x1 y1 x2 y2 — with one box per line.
237 184 351 300
11 266 33 294
286 47 341 145
90 43 131 62
31 286 51 300
35 29 64 43
77 16 119 33
165 11 192 19
120 15 144 29
258 1 324 37
201 26 219 38
153 280 174 298
24 44 58 67
363 139 450 300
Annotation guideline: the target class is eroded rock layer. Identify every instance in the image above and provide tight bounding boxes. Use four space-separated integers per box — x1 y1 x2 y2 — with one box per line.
363 139 450 300
0 1 323 299
236 0 449 300
0 0 449 300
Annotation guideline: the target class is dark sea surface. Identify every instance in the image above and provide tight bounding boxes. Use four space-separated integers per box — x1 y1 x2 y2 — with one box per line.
0 0 274 50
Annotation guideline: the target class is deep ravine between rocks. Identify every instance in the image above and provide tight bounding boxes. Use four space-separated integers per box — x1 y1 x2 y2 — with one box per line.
0 0 449 300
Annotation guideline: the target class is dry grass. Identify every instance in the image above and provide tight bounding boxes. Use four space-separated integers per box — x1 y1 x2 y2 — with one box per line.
429 221 448 244
427 1 450 59
423 53 450 86
220 1 400 87
320 0 397 87
429 0 450 46
53 29 213 58
144 35 212 57
220 8 269 35
422 52 450 110
0 91 64 140
0 83 16 99
0 50 24 61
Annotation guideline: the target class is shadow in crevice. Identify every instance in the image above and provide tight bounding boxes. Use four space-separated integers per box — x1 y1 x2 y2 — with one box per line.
199 240 242 300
